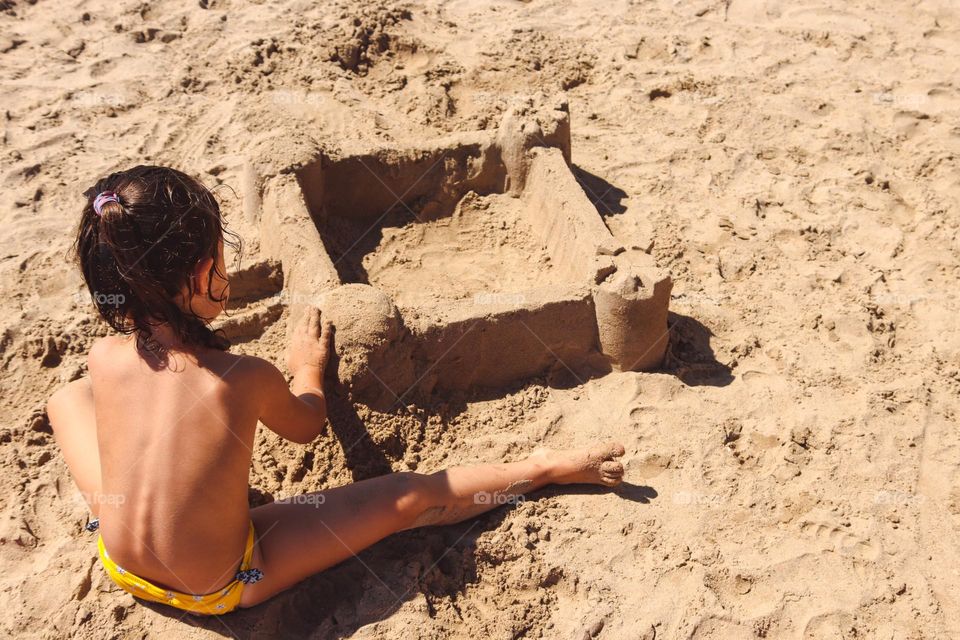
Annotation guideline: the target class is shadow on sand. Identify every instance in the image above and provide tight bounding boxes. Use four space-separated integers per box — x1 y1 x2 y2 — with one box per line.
144 483 658 638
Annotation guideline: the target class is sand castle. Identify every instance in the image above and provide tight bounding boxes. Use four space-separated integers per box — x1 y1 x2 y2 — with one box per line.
256 97 672 407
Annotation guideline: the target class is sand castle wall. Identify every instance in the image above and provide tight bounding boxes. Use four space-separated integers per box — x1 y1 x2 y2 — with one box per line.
298 132 505 225
520 147 623 283
407 285 599 394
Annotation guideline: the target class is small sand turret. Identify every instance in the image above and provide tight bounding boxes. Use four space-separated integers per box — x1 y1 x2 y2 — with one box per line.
594 266 673 371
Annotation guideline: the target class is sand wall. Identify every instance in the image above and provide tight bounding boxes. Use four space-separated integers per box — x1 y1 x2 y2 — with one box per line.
407 285 599 394
520 147 623 283
260 173 341 328
298 131 505 224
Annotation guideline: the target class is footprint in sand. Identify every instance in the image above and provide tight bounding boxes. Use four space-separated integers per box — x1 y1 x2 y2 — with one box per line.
627 405 658 441
799 521 882 561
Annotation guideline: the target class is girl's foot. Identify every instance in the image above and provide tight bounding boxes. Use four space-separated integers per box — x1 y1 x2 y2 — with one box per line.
532 441 626 487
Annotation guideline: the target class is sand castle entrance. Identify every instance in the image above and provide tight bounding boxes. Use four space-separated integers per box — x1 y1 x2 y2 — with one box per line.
258 97 672 408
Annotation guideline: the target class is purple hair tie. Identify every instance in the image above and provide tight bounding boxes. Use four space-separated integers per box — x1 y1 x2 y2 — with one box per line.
93 191 120 216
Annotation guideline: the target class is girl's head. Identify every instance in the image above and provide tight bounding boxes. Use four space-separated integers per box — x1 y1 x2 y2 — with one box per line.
75 166 240 352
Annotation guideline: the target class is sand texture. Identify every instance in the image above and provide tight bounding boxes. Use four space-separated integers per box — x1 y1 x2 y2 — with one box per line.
2 0 960 638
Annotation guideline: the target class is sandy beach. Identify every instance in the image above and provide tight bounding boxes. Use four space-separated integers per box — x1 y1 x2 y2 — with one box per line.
2 0 959 638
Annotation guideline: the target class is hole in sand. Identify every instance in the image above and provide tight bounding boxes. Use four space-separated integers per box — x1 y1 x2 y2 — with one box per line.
298 151 567 309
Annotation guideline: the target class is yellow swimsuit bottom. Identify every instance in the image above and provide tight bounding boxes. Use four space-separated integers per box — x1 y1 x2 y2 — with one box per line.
95 520 262 616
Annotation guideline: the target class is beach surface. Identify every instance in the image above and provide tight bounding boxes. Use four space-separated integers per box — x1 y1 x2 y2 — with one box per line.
1 0 959 638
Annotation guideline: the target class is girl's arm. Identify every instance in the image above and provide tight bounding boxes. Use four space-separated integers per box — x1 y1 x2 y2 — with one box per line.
253 308 333 444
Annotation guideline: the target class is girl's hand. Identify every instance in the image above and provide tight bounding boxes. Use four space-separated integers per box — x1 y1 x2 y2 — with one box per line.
287 307 334 377
256 308 332 443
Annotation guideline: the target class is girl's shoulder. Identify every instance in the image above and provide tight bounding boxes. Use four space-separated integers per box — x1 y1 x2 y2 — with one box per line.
196 351 279 385
220 353 283 382
87 335 130 365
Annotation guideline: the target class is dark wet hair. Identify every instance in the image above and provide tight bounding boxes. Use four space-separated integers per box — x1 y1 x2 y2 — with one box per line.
75 166 240 352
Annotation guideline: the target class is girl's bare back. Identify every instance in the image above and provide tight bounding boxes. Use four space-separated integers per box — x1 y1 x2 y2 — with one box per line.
86 334 259 593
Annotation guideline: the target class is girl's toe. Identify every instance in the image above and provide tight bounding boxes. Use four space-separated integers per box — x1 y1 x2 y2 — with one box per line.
601 461 624 476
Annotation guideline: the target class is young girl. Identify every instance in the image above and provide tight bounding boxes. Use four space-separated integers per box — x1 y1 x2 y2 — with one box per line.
47 165 626 616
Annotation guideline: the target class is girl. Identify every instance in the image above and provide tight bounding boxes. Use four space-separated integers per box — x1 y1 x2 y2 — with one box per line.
46 165 626 615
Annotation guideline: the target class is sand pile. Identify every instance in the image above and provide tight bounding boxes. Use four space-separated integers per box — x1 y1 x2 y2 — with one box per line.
2 0 960 638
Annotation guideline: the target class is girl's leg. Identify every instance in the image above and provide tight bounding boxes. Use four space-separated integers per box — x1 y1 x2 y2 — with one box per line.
46 377 104 517
239 441 624 607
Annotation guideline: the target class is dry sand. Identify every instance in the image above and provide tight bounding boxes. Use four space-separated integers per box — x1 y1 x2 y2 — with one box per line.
325 191 560 310
2 0 960 638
